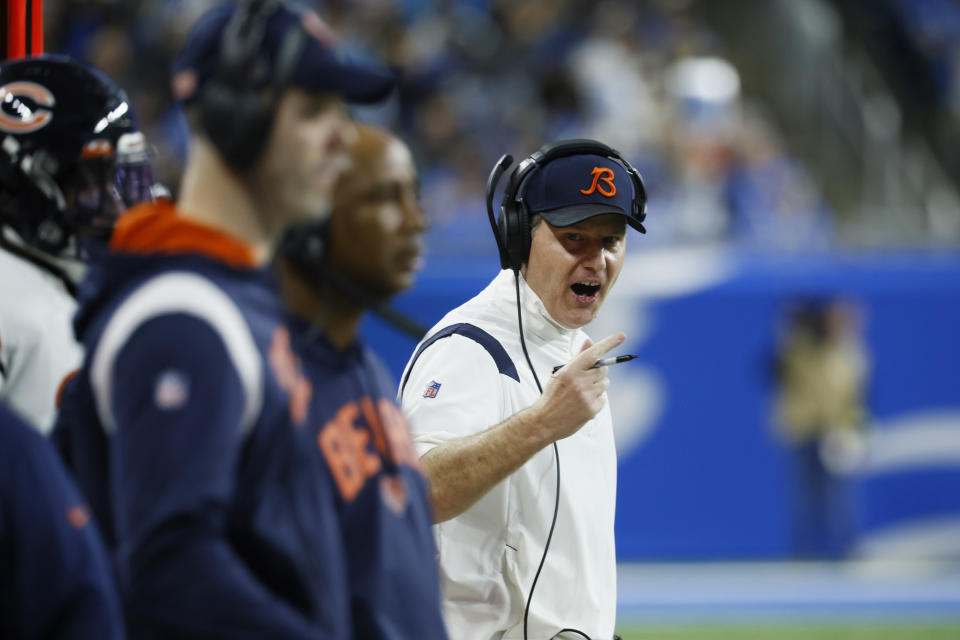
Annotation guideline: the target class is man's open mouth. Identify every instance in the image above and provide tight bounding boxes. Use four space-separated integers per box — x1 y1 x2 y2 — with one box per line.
570 281 601 302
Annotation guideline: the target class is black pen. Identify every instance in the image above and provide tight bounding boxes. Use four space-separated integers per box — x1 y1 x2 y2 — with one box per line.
552 354 637 374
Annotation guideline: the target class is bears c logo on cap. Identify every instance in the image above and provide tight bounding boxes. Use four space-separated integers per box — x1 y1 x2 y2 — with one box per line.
580 166 617 198
0 81 55 133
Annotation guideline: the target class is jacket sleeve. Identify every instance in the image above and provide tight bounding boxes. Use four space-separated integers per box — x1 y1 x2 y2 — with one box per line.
400 335 506 457
94 312 330 639
0 405 125 640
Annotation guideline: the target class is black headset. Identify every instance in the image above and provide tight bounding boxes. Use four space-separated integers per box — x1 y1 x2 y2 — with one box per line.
200 0 306 170
485 139 648 272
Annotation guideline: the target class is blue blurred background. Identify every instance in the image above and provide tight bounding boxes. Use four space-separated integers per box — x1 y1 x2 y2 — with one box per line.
46 0 960 631
370 249 960 562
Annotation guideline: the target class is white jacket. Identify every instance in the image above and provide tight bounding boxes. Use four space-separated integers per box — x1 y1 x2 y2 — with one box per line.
0 246 82 433
400 269 617 640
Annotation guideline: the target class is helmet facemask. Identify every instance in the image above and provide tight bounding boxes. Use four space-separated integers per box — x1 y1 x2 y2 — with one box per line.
70 131 155 247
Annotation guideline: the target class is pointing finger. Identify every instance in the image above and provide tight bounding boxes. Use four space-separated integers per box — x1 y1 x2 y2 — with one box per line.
572 333 626 369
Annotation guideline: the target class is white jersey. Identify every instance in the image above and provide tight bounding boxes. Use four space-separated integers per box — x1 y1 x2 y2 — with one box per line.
0 246 83 433
400 269 617 640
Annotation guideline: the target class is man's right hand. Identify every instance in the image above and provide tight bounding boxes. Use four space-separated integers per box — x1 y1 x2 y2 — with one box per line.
529 332 626 443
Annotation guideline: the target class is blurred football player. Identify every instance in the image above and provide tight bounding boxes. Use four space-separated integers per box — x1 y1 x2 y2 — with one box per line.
275 123 447 638
0 401 124 639
53 1 397 637
0 54 154 432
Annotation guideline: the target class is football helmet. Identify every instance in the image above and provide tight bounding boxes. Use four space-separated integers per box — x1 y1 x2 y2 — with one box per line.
0 55 154 255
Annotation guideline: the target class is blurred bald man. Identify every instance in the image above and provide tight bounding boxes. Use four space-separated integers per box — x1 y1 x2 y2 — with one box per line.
276 124 446 638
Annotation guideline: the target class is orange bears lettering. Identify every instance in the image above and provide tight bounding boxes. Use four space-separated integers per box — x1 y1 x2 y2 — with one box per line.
268 326 313 425
318 402 383 502
376 398 422 471
318 397 422 503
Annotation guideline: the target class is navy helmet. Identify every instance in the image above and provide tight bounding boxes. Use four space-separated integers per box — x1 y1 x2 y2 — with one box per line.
0 55 154 255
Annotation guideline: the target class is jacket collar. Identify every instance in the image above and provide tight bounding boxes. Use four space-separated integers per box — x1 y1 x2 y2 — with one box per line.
109 201 258 269
490 269 578 346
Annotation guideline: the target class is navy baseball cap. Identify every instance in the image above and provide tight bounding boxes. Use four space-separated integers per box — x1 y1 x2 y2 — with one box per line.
520 153 646 233
172 1 396 105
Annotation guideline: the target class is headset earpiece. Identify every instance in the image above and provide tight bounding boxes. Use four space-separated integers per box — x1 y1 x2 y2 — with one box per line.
500 197 531 272
486 154 515 271
199 0 304 171
487 156 540 272
200 81 272 170
516 199 532 269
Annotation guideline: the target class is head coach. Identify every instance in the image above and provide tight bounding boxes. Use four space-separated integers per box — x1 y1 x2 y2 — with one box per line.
399 140 648 640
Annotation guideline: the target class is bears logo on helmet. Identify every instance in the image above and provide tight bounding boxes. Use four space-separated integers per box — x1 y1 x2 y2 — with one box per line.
0 81 55 133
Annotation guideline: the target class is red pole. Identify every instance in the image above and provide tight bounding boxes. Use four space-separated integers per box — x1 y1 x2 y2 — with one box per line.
7 0 25 59
30 0 41 55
